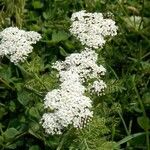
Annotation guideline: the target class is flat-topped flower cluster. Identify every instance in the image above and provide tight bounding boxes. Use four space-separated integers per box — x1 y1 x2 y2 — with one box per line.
41 48 106 134
70 10 118 49
0 27 41 64
41 10 117 135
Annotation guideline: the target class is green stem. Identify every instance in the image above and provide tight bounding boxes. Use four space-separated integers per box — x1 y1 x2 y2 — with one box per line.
0 78 14 90
141 51 150 59
115 132 149 147
138 0 144 30
25 86 43 97
16 64 32 77
106 64 119 80
117 111 129 136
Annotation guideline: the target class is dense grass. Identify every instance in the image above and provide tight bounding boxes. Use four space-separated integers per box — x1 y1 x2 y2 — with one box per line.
0 0 150 149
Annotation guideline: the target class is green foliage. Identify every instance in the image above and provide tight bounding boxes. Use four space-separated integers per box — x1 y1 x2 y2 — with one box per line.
70 116 119 150
0 0 150 149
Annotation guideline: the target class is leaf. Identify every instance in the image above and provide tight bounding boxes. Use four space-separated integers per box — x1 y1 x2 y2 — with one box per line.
52 31 69 43
17 90 30 106
29 145 40 150
0 107 7 119
29 122 40 132
9 101 16 112
115 132 148 147
29 107 40 119
3 128 18 139
32 1 43 9
143 92 150 105
0 65 12 81
137 116 150 130
59 46 68 56
5 143 17 149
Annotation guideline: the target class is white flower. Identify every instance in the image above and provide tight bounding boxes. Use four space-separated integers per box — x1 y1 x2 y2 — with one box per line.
41 80 93 134
41 113 63 135
70 10 118 48
88 80 107 96
41 47 106 135
0 27 41 64
53 48 106 82
41 10 116 135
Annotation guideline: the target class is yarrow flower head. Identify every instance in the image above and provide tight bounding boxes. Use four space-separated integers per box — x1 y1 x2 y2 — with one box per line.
41 72 93 134
88 80 107 96
70 10 118 49
0 27 41 64
53 48 106 82
41 48 106 135
41 10 118 135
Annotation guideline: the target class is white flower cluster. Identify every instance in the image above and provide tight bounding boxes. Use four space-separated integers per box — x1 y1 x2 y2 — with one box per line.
53 48 106 82
41 10 117 135
70 10 118 49
41 48 106 134
0 27 41 64
89 80 107 96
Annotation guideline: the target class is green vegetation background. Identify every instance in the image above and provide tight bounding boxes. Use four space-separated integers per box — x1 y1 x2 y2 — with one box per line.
0 0 150 149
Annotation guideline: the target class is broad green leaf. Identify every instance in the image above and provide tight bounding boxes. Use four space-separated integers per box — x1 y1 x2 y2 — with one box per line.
0 107 7 119
29 107 40 119
52 31 69 43
32 1 43 9
29 145 40 150
9 101 16 112
0 66 12 81
137 116 150 130
30 122 40 132
17 91 30 106
3 128 18 139
143 92 150 105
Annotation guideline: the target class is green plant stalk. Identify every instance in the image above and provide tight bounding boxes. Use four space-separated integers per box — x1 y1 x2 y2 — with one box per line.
138 0 144 31
106 64 119 80
118 111 129 136
115 132 150 147
141 51 150 59
117 110 130 148
25 86 43 97
132 77 150 150
0 77 14 90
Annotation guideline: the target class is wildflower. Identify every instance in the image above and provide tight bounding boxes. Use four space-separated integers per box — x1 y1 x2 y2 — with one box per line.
88 80 107 96
41 10 118 135
0 27 41 64
41 79 93 135
53 48 106 82
41 48 106 134
70 10 118 48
